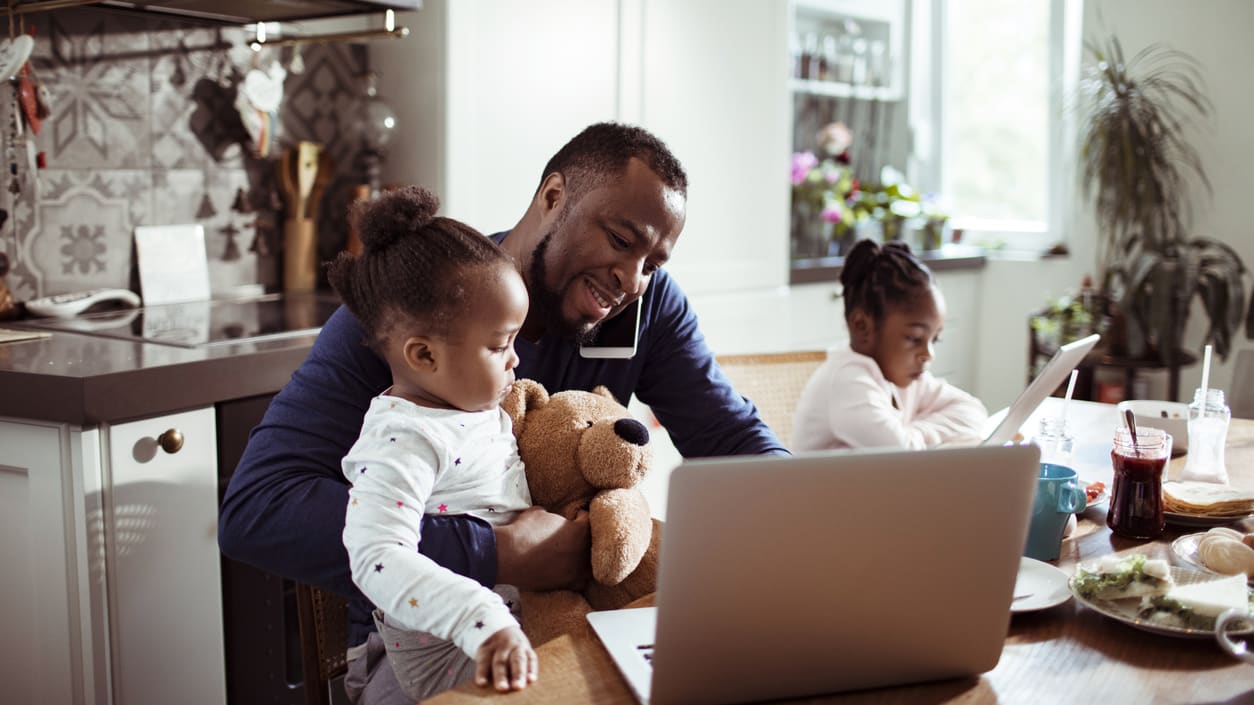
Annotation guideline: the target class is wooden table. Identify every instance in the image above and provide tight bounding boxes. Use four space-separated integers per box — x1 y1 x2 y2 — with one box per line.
426 408 1254 705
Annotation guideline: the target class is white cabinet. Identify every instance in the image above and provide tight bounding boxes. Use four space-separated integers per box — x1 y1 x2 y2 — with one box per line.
0 407 224 705
932 269 982 391
632 0 793 295
375 0 621 234
105 408 225 705
0 419 106 705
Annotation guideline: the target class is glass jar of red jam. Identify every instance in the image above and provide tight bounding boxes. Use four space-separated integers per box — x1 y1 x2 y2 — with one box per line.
1107 426 1172 539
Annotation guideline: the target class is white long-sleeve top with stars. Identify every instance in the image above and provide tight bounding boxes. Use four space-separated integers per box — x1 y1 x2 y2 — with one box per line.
791 347 989 451
342 393 532 658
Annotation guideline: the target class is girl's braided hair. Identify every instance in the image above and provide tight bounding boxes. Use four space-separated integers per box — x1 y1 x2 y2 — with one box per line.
325 186 513 350
839 239 935 324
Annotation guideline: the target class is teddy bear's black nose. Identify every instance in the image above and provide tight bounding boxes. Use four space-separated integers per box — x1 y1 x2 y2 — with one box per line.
613 417 649 446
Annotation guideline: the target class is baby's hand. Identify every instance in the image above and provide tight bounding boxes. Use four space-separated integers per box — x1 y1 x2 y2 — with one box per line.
474 625 537 691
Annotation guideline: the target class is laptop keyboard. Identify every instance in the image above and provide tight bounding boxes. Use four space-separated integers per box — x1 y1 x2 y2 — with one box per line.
637 643 655 667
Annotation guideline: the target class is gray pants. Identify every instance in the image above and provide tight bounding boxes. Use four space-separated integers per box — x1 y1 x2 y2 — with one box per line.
344 586 522 705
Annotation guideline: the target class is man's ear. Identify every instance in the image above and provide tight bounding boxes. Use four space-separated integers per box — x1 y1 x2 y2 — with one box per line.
402 336 438 373
536 171 566 219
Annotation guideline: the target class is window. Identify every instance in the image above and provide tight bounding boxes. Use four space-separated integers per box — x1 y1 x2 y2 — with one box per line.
910 0 1082 251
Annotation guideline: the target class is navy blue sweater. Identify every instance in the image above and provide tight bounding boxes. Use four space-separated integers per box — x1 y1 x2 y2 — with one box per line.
218 239 786 646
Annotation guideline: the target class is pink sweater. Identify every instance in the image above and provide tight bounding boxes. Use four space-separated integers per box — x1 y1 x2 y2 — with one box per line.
791 347 988 451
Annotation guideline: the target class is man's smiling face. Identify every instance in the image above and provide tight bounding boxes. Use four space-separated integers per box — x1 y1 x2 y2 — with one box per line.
528 158 686 342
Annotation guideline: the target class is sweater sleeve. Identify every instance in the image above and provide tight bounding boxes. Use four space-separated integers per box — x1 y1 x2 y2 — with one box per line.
218 306 498 604
826 363 936 450
633 272 790 458
831 362 989 449
907 372 990 445
343 426 516 657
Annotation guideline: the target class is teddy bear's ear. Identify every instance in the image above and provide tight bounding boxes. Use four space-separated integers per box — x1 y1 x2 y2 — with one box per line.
502 378 550 433
591 385 621 405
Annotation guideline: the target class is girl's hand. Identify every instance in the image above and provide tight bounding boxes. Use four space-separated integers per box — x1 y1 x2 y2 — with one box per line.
475 625 538 691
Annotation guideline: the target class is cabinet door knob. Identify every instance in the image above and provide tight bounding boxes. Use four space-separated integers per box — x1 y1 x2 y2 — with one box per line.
157 428 184 454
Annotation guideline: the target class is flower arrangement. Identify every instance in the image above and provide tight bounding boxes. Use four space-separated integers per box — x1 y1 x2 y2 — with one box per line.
790 122 949 258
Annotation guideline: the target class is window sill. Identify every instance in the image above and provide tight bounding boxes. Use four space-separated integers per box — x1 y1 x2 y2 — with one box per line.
789 243 988 285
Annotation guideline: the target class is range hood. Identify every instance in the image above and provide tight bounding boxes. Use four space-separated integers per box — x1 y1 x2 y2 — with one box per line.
90 0 421 24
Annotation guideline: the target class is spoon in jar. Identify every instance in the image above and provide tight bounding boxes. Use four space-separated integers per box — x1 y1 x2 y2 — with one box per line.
1124 408 1141 457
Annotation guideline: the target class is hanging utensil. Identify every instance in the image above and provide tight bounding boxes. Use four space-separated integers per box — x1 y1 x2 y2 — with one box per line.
278 141 322 292
304 151 334 221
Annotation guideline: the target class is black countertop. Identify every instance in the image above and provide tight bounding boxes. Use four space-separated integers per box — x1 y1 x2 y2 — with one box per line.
0 298 329 426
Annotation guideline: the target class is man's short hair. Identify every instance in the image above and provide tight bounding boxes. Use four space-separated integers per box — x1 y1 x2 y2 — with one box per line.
537 122 689 203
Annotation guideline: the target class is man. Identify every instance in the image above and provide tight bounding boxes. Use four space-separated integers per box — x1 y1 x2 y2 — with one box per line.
219 122 786 703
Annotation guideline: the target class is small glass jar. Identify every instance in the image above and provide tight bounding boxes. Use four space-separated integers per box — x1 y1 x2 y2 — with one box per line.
800 32 820 80
1032 416 1074 468
1182 388 1230 484
1107 426 1170 539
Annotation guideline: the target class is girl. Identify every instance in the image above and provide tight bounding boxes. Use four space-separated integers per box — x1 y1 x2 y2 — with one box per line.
791 239 987 450
327 186 536 702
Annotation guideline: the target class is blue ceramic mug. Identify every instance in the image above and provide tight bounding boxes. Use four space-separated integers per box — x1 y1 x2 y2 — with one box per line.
1024 463 1087 561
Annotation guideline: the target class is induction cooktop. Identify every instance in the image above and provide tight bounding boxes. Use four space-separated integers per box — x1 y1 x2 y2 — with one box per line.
18 293 341 348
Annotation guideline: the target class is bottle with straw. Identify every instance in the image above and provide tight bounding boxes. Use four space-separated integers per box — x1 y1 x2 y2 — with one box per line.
1181 344 1231 484
1033 369 1079 467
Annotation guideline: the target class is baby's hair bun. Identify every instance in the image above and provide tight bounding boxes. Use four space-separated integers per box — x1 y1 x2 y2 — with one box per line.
351 185 441 251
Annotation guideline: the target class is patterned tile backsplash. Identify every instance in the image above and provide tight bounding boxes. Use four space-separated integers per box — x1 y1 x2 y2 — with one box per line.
0 7 371 302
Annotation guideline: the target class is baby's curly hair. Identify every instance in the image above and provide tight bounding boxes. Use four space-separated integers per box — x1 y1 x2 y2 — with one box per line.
839 239 935 324
326 186 513 348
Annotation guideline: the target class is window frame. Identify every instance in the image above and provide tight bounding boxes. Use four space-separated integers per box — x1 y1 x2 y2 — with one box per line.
909 0 1083 253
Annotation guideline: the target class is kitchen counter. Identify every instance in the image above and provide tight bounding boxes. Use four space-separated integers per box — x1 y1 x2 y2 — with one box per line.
0 318 319 426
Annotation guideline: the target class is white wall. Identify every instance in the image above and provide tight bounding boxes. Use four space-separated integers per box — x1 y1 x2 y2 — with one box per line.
1086 0 1254 396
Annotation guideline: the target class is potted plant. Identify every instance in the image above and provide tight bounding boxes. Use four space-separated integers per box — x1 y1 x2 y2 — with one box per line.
1078 34 1252 364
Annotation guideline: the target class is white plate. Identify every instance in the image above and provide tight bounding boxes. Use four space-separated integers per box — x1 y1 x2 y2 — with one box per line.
1012 557 1072 613
1164 511 1254 528
1070 565 1254 638
1171 532 1254 585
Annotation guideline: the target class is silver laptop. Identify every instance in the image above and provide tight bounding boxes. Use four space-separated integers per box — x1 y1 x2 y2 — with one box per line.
587 444 1041 705
982 333 1100 446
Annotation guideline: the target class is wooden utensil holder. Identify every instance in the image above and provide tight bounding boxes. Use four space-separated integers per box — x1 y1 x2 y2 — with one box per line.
284 218 318 292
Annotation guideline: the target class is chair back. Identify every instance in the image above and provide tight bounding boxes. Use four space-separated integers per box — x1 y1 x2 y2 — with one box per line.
716 350 828 447
296 583 349 705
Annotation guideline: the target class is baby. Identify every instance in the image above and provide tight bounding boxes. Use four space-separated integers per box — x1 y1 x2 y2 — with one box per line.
327 186 536 702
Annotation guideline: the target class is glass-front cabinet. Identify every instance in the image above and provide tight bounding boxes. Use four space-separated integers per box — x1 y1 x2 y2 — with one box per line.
789 0 936 272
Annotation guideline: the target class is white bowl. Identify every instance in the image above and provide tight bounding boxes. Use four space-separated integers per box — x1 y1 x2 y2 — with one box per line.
1116 399 1189 453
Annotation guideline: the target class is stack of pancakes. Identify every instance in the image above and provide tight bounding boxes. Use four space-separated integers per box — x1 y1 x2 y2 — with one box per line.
1163 481 1254 518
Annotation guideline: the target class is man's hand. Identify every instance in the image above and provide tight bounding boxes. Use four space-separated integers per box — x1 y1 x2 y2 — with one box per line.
474 625 537 691
495 507 590 590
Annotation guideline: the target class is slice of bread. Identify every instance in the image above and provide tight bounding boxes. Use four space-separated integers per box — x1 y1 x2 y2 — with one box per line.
1165 574 1250 618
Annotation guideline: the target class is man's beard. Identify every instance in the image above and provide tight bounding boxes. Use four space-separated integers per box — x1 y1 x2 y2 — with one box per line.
528 232 604 345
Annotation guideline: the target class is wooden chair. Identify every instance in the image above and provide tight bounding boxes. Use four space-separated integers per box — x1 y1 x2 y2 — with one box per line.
715 350 828 446
295 583 350 705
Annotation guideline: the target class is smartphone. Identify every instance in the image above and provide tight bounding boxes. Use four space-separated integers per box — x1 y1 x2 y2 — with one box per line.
579 298 641 359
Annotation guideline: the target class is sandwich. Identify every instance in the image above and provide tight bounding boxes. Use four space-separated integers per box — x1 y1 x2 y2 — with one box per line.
1072 554 1174 601
1137 573 1252 630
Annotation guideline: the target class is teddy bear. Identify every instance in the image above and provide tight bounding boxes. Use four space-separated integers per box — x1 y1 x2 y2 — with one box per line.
501 378 662 645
